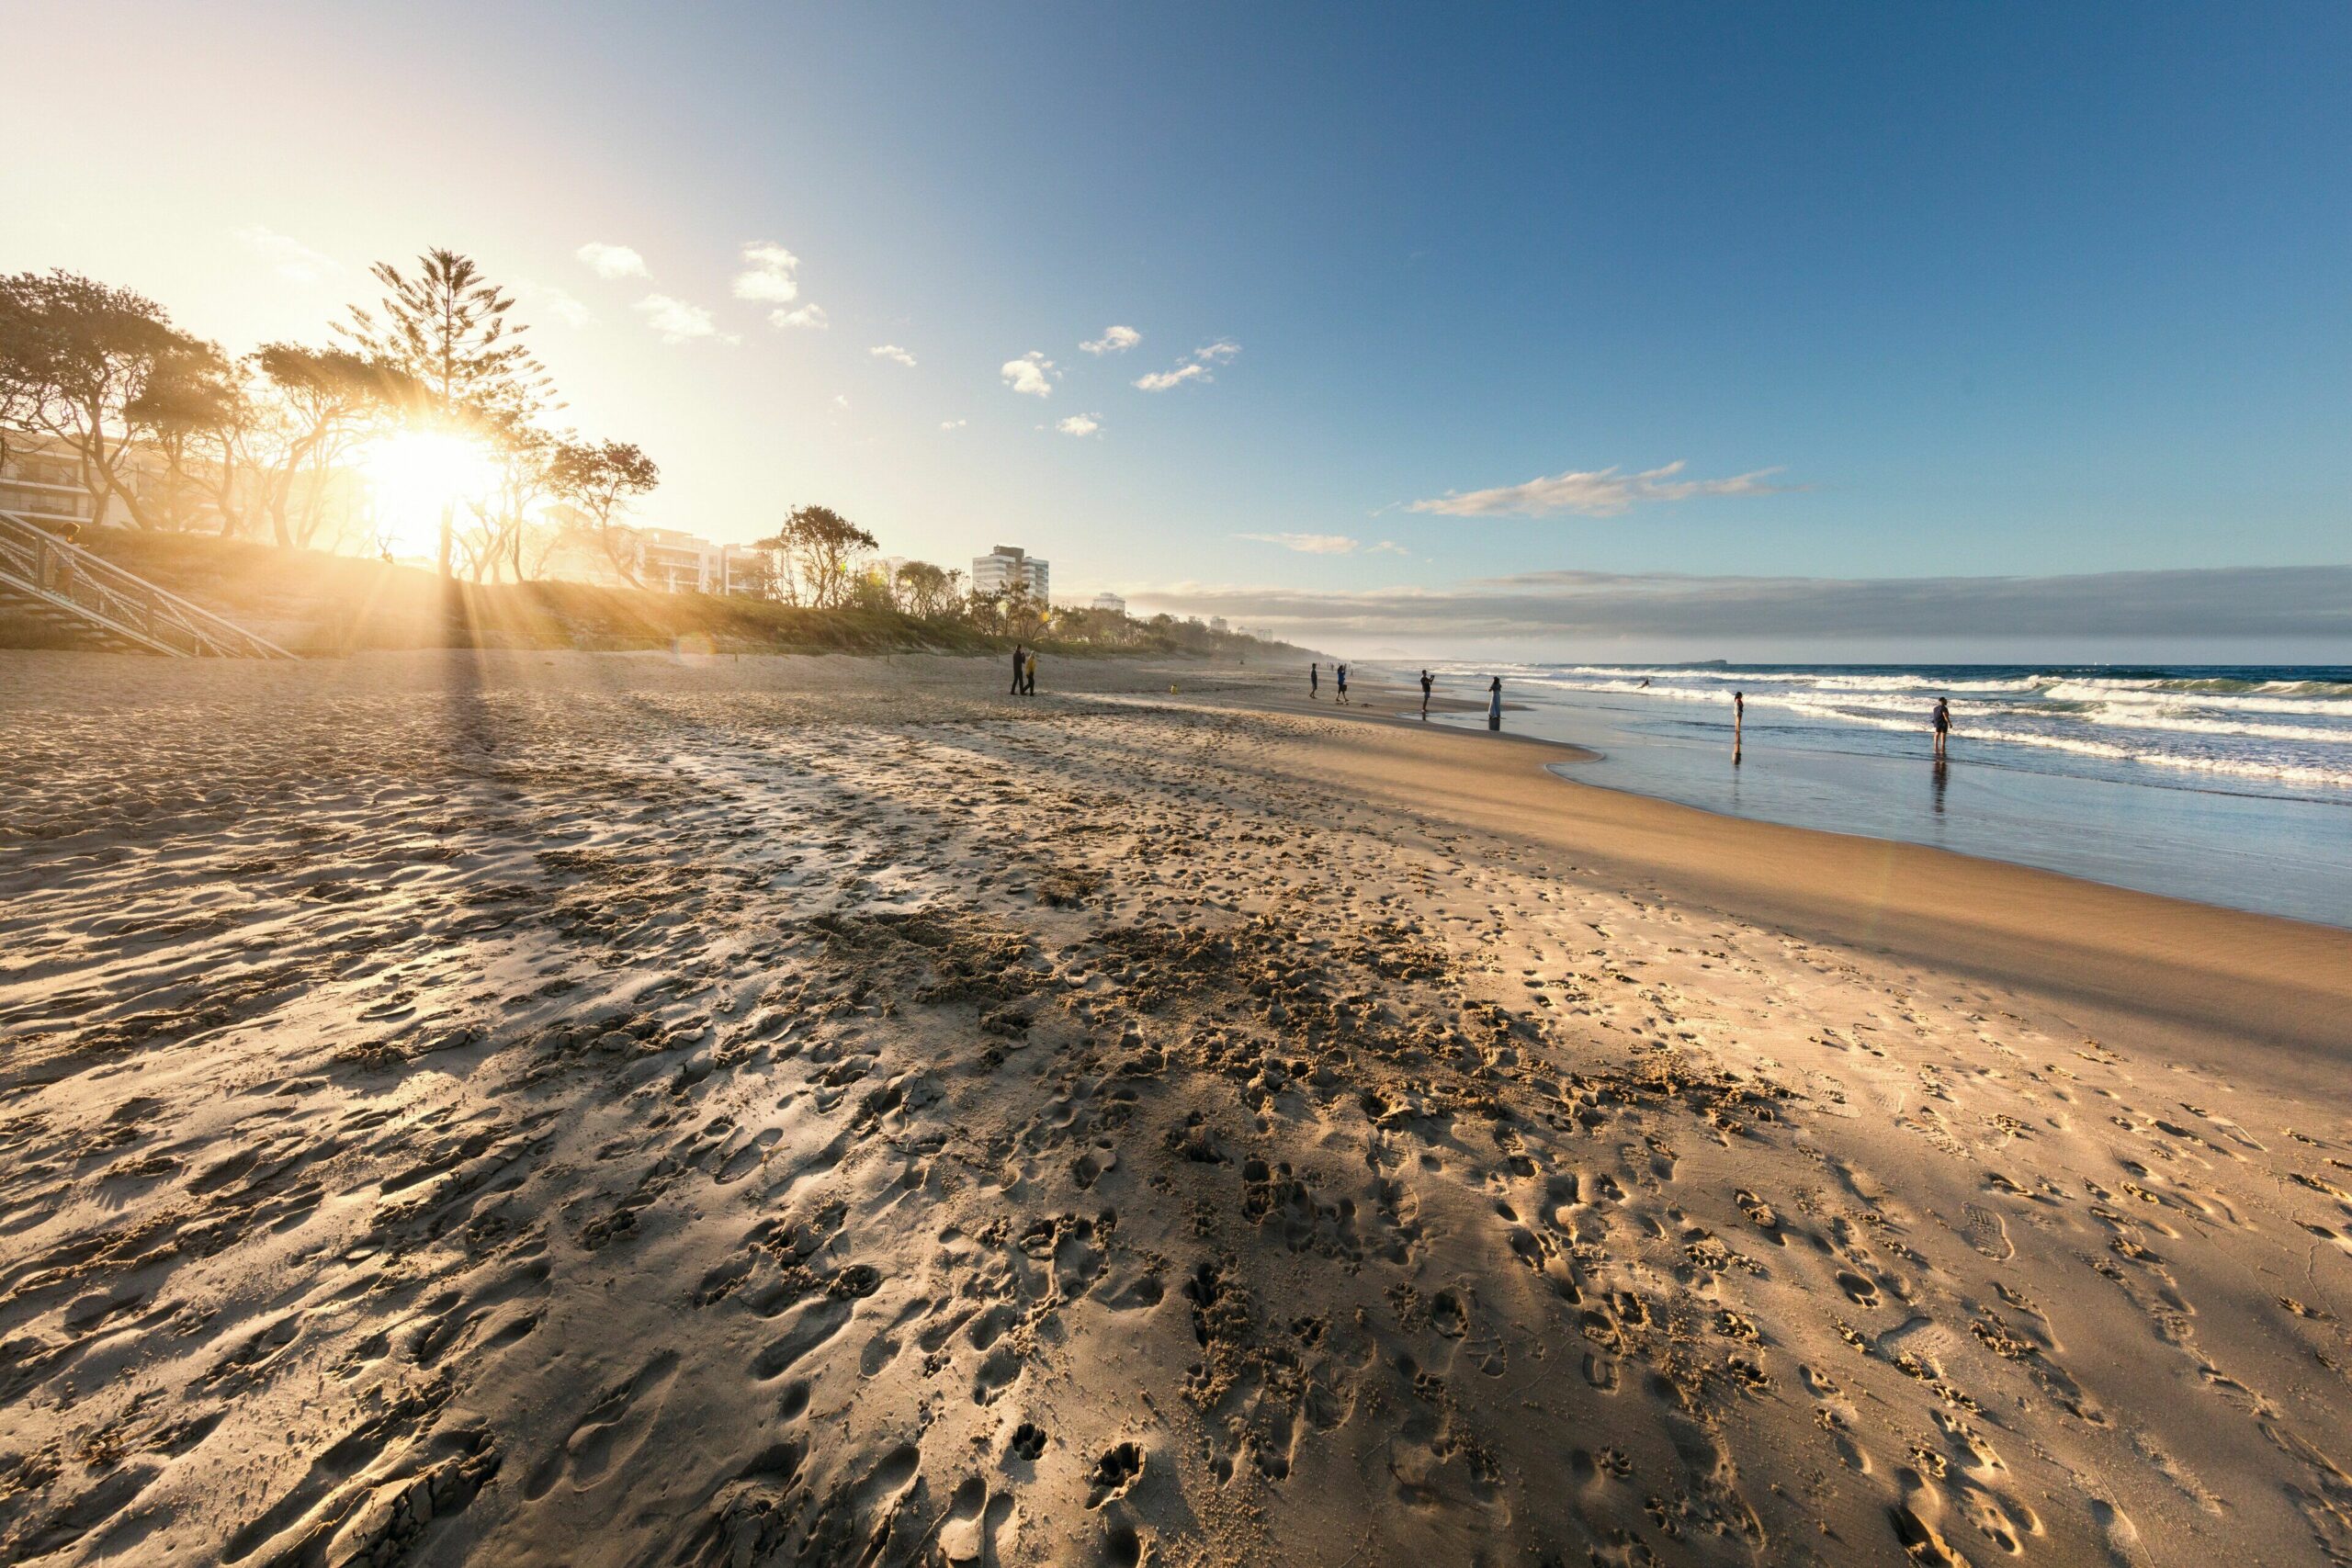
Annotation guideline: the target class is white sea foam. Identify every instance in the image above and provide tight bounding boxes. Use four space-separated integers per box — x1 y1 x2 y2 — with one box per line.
1464 660 2352 795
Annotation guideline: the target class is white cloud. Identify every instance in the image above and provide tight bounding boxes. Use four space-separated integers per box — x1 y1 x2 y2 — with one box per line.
733 242 801 303
516 281 594 328
1134 339 1239 390
1057 412 1102 437
1408 460 1789 518
1081 323 1141 355
1237 532 1362 555
635 293 728 344
869 344 917 367
773 303 829 330
940 418 967 430
1134 362 1210 391
236 226 337 284
1368 540 1410 556
576 242 649 279
1001 351 1057 397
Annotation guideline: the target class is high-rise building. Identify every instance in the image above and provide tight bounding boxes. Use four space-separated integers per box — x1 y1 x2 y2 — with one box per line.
971 544 1049 601
1090 591 1126 615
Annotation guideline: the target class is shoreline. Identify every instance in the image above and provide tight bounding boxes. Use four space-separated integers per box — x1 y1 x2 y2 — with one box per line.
1211 667 2352 1071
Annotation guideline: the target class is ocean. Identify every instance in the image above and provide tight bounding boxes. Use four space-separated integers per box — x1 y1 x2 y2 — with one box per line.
1407 661 2352 928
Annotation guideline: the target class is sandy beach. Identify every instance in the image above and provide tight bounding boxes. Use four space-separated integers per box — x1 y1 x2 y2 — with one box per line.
6 647 2352 1568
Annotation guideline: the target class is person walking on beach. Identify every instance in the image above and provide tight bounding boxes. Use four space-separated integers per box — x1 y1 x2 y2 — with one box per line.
1023 649 1038 696
1487 674 1502 730
1336 663 1350 705
1933 696 1951 760
1010 644 1027 695
1419 669 1433 718
1310 662 1319 699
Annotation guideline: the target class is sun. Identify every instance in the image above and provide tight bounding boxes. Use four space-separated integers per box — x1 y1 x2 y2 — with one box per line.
358 429 496 557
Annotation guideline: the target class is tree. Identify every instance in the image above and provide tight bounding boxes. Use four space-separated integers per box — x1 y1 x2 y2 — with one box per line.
252 344 411 548
758 504 876 609
547 439 659 585
340 248 552 575
0 269 217 530
1000 579 1048 640
462 411 559 581
126 338 247 534
893 559 963 620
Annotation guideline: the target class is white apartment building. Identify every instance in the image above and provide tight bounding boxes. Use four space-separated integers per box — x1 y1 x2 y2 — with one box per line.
1089 591 1126 615
1 443 125 529
628 528 768 594
971 544 1049 601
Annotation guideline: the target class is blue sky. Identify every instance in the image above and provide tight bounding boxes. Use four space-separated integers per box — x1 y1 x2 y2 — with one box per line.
3 1 2346 653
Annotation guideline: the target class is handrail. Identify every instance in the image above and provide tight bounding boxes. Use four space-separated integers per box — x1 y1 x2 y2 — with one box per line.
0 511 297 658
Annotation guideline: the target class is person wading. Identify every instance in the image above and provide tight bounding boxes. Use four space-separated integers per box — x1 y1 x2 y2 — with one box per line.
1933 696 1951 760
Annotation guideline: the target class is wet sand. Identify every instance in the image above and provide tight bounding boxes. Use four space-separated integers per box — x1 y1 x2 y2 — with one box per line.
4 648 2350 1567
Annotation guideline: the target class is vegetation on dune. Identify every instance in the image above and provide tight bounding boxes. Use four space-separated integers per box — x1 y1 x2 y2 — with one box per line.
7 529 1296 660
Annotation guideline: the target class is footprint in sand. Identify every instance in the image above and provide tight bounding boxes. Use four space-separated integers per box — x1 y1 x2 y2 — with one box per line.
1961 1201 2013 1260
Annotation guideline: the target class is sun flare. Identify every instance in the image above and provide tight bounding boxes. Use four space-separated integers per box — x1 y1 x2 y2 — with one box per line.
357 429 495 556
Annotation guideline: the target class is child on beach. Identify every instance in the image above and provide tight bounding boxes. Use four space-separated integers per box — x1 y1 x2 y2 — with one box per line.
1023 650 1037 695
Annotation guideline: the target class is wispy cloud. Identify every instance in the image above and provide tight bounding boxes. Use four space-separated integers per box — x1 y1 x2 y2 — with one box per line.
1408 460 1788 518
1237 532 1364 555
576 242 649 279
940 418 967 431
1057 412 1102 437
870 344 917 367
1001 351 1057 398
773 303 828 330
236 226 337 284
1134 339 1240 391
635 294 731 344
733 242 801 303
516 281 594 328
1134 363 1210 391
1081 324 1141 355
1124 566 2352 641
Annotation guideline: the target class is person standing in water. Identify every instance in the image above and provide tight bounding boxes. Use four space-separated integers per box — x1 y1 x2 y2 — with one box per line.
1933 696 1951 759
1487 675 1502 730
1733 691 1745 747
1419 669 1434 718
1310 662 1319 699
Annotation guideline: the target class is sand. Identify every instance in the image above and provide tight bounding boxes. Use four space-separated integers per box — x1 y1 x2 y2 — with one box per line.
3 648 2350 1568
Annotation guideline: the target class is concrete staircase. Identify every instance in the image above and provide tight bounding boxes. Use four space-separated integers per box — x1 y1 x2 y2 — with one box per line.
0 510 294 658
